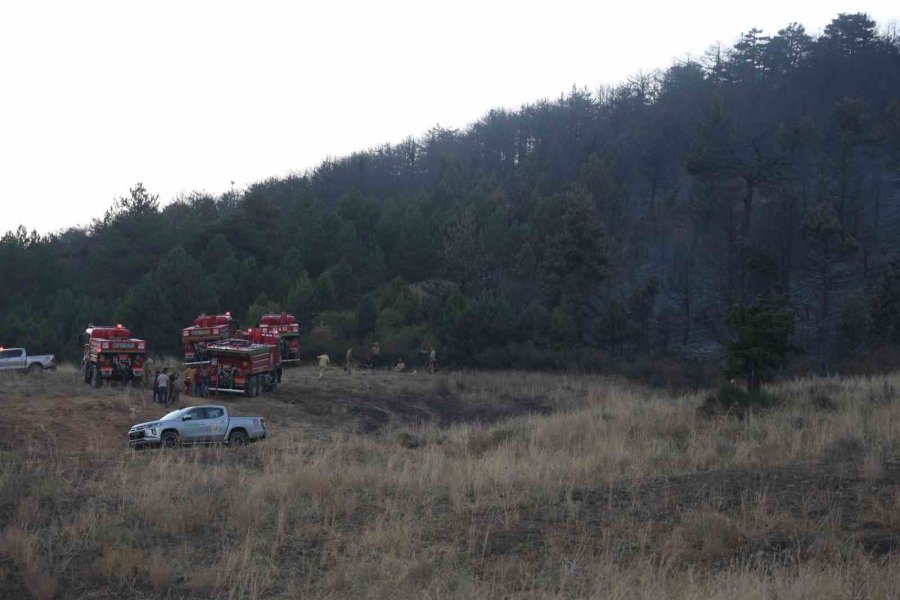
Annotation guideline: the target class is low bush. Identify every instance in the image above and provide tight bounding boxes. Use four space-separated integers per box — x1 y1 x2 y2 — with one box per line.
698 383 780 420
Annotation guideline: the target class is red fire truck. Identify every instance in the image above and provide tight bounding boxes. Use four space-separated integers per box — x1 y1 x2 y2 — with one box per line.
258 313 300 362
205 329 282 397
80 324 147 387
182 313 237 364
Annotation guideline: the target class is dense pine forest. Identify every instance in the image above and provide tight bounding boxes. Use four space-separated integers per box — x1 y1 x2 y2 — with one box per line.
3 13 900 379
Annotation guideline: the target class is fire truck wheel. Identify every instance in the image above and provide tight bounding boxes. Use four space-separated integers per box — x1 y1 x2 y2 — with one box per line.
90 366 101 388
82 363 91 383
160 431 179 449
253 376 261 397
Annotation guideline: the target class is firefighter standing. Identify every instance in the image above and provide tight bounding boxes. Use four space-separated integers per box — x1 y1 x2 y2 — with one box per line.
165 371 178 406
168 372 181 406
202 367 210 397
194 367 205 397
185 366 195 396
420 346 437 373
370 342 380 368
157 368 169 404
344 347 354 373
152 370 161 403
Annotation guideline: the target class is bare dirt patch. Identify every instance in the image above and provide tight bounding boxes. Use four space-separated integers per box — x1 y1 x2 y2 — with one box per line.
267 367 559 434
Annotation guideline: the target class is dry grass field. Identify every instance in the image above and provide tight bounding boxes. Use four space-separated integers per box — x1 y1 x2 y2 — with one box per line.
2 364 900 598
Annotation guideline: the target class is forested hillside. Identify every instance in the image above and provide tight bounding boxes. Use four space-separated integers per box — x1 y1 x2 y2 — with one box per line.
3 13 900 376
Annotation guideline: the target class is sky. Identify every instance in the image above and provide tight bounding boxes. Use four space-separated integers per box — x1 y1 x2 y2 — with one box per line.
0 1 896 234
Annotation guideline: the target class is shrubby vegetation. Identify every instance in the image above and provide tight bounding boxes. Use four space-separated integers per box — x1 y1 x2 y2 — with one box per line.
2 13 900 376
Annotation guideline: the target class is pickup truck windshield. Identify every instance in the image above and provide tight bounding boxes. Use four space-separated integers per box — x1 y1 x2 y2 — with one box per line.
162 408 190 420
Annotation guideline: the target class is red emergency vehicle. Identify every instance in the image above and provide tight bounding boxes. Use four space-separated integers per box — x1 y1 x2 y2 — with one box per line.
258 313 300 362
181 312 237 364
206 329 282 397
80 324 147 387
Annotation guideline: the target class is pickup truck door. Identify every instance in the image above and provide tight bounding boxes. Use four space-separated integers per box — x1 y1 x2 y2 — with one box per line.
180 407 208 442
0 350 11 371
0 349 25 371
205 407 229 442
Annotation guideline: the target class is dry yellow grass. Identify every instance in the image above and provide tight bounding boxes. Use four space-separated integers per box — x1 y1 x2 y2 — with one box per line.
1 366 900 598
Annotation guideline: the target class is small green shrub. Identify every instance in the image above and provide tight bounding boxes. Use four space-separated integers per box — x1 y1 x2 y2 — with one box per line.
698 383 780 420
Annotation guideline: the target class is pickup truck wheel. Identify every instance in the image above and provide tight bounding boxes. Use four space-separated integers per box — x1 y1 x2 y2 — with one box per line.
228 430 249 447
160 431 179 449
28 364 42 375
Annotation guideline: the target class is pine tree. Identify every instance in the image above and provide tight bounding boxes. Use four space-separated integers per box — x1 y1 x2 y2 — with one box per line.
725 296 794 392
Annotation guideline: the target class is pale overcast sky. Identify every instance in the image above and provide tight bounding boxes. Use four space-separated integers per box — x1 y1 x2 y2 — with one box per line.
0 1 896 234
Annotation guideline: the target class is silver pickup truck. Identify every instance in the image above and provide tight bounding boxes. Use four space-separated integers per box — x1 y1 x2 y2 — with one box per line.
0 348 56 373
128 405 266 448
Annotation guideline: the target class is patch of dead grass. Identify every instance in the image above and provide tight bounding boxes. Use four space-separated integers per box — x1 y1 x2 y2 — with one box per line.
0 369 899 597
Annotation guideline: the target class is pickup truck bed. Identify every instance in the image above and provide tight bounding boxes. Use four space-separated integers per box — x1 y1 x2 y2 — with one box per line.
0 348 56 373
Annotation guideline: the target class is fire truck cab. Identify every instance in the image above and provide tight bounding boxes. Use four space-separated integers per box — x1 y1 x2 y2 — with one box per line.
182 312 237 364
80 324 147 387
258 313 300 362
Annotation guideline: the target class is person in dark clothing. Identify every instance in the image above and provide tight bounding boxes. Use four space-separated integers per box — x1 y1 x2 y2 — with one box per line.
152 370 161 403
194 368 205 397
168 372 180 406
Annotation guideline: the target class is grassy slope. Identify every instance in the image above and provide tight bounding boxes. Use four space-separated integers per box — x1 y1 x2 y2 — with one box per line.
1 365 900 598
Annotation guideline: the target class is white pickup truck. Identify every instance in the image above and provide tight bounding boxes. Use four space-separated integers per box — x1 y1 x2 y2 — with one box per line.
128 405 267 448
0 348 56 373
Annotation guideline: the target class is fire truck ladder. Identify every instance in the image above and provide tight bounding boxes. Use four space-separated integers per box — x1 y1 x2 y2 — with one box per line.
206 386 245 394
183 360 211 367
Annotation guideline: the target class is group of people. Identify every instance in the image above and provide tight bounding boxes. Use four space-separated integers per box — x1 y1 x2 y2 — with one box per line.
315 342 437 378
149 365 216 404
151 368 180 406
184 365 212 397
